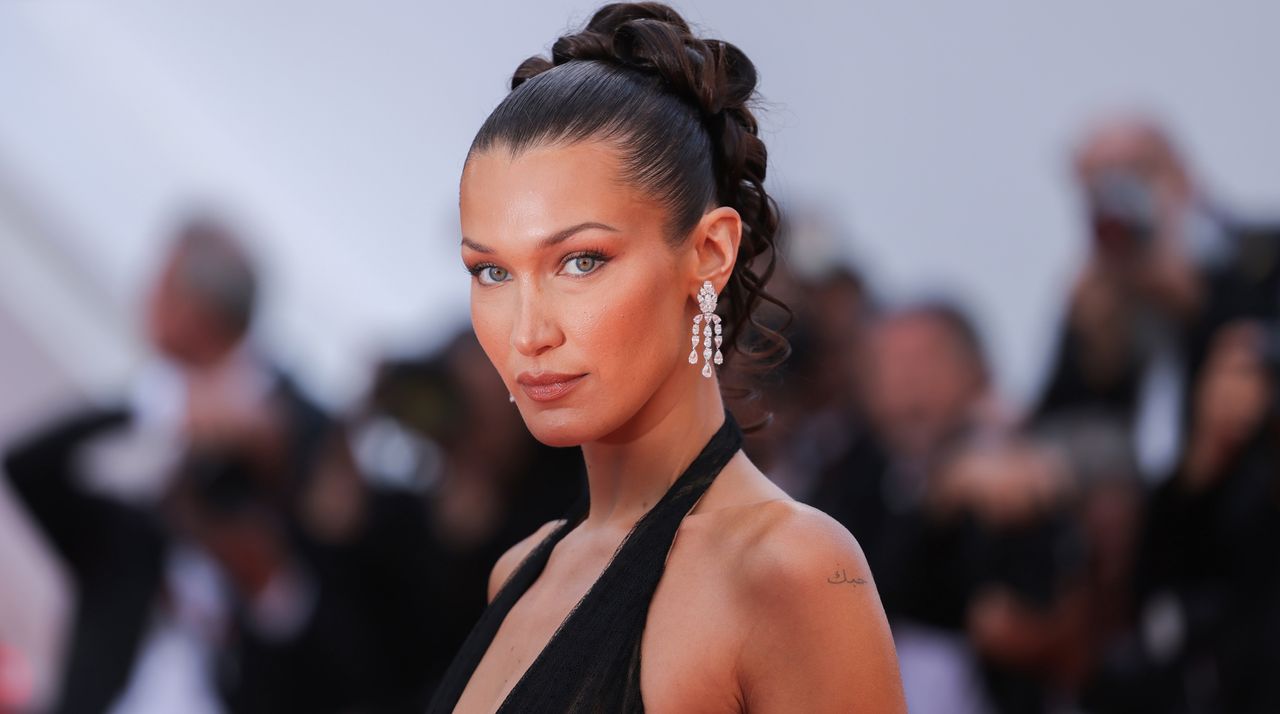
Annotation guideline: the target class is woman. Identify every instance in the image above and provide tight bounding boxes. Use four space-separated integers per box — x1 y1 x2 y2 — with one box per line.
428 3 906 712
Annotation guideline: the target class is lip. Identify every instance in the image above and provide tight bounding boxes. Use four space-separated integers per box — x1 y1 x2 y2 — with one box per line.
515 371 588 403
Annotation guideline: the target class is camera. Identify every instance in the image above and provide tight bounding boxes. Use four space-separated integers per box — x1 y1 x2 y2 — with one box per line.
1089 169 1158 258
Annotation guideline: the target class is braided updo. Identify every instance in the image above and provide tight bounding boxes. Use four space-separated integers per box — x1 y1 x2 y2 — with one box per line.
469 2 790 416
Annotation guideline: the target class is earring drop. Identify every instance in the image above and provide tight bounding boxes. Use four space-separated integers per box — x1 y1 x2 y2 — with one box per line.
509 393 515 403
688 280 723 378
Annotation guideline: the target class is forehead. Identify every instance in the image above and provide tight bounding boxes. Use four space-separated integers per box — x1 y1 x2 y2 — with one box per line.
873 314 964 359
1075 125 1167 178
460 140 664 246
876 314 940 343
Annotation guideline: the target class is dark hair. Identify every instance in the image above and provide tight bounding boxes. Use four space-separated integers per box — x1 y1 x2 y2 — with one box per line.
892 300 990 385
468 2 790 418
171 214 258 337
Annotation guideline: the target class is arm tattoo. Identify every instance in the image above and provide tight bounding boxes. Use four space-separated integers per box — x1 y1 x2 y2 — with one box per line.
826 568 867 586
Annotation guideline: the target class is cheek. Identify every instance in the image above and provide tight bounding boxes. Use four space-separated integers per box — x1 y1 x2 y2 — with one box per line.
470 289 514 382
575 263 682 384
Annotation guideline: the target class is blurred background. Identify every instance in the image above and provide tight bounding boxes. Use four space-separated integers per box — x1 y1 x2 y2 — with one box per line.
1 2 1278 713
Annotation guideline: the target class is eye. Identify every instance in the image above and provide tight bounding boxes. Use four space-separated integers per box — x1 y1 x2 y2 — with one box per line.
562 252 608 277
471 264 510 285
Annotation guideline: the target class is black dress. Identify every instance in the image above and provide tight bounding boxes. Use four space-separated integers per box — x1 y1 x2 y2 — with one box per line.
426 409 744 713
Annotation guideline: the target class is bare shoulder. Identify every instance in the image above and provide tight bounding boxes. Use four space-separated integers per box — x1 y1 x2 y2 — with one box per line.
487 518 567 604
694 456 873 596
734 499 875 600
728 500 907 713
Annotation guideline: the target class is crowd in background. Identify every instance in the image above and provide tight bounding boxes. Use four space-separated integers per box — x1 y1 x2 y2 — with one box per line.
1 114 1277 714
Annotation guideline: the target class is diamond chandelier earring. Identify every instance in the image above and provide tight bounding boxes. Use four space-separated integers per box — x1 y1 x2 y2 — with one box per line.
688 280 723 378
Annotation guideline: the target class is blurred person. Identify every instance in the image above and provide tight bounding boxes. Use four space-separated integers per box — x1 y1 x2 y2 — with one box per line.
3 406 169 714
864 302 1008 471
845 302 1087 714
427 4 906 712
129 219 452 713
1035 115 1280 479
745 263 877 499
0 464 71 713
855 302 1007 621
855 303 1001 714
173 413 451 714
933 438 1088 713
3 213 330 713
856 302 1013 559
1085 320 1280 714
1032 413 1146 702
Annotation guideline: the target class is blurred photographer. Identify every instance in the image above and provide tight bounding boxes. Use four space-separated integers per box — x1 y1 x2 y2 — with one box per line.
1099 320 1280 714
1035 116 1280 479
3 214 331 713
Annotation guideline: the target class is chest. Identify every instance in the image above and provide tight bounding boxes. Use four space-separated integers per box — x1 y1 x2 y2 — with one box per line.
451 523 744 713
642 539 745 713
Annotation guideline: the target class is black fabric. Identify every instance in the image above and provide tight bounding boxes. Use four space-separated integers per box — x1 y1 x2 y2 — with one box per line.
1033 221 1280 433
421 442 587 700
426 408 744 713
3 405 166 714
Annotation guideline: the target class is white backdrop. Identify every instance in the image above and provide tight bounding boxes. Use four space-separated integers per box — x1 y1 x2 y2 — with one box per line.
1 0 1278 409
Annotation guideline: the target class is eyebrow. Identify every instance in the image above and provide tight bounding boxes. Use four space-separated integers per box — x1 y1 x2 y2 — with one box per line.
461 221 619 254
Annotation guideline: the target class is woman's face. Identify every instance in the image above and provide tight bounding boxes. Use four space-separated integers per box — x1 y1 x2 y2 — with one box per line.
460 140 692 447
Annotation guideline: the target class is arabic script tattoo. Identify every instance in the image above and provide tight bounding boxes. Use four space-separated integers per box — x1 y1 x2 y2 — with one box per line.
826 568 867 586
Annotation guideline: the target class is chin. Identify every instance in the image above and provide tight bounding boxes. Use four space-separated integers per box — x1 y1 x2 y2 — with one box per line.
520 395 645 447
519 406 603 448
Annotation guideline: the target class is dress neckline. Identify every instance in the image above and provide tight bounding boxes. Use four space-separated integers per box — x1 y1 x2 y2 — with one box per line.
489 409 742 712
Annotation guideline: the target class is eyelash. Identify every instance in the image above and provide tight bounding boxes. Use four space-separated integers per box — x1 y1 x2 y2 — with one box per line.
465 250 613 284
465 262 503 283
561 250 611 277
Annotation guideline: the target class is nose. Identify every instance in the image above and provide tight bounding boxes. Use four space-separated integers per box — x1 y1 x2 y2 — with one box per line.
510 280 564 358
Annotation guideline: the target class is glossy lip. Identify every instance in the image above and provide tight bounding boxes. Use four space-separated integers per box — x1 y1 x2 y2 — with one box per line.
515 371 588 403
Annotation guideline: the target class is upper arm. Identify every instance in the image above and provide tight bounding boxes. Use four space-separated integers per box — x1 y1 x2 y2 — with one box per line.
486 518 565 604
735 505 906 714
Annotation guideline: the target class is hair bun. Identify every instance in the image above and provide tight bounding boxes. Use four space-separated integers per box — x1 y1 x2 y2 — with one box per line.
515 2 757 129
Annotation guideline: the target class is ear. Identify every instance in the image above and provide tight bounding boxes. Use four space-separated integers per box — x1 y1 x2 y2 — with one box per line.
687 206 742 297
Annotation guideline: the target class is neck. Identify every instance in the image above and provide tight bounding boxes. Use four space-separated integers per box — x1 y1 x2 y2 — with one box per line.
577 362 729 534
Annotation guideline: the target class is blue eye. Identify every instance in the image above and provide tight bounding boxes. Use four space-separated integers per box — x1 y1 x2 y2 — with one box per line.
563 253 607 276
474 265 509 285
